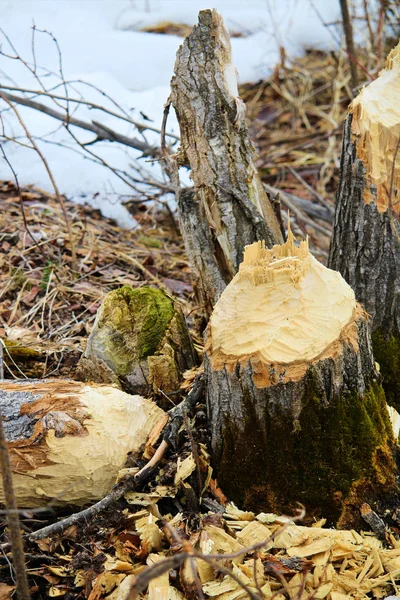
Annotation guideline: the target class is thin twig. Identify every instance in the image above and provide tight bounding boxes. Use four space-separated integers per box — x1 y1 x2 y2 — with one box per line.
287 165 334 215
0 85 179 140
339 0 358 89
376 0 385 71
0 408 31 599
0 90 158 156
0 91 77 270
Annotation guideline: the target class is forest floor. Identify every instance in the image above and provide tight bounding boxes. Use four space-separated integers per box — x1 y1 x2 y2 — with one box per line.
0 48 354 382
2 49 400 600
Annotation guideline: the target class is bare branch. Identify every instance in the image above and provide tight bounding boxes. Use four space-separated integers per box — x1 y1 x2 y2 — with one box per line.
0 85 179 140
339 0 358 89
0 89 158 156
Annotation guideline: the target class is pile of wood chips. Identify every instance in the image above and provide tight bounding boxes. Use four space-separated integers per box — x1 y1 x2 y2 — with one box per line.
3 468 400 600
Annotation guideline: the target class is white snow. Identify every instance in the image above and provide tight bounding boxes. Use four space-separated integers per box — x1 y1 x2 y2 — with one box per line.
0 0 356 226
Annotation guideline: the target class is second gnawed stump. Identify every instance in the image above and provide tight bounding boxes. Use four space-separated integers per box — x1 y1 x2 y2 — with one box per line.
328 42 400 408
206 232 398 526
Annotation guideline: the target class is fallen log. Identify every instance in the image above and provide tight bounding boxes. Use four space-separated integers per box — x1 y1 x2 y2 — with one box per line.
169 9 282 314
0 379 166 507
205 230 399 527
328 42 400 409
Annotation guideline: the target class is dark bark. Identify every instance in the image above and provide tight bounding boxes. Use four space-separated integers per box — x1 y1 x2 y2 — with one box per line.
177 189 227 316
328 115 400 408
0 406 31 599
205 314 398 527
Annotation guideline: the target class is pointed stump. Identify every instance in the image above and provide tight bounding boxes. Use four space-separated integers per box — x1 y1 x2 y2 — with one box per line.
205 234 398 527
170 9 282 313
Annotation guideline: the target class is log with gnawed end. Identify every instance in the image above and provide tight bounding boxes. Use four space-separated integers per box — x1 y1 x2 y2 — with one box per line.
329 41 400 409
0 380 166 507
206 232 399 527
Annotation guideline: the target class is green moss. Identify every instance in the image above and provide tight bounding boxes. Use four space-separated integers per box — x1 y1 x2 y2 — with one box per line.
217 372 396 524
96 286 174 375
10 268 27 290
3 339 41 360
372 330 400 411
137 235 163 249
40 262 55 291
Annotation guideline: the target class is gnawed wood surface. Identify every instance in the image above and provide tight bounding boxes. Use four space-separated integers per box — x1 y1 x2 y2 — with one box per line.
0 379 166 507
206 235 398 526
170 9 282 311
328 43 400 408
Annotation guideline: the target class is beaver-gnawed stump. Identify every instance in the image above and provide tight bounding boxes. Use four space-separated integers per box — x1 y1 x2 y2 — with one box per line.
329 42 400 410
206 231 399 527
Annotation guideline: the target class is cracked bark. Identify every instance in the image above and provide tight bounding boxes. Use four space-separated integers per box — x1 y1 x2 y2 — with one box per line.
328 115 400 408
170 9 282 314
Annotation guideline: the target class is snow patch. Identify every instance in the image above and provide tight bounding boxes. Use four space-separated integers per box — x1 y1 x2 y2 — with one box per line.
0 0 350 223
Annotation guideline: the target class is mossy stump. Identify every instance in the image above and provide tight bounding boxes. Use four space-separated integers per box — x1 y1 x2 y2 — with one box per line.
328 43 400 410
206 236 399 527
76 286 197 399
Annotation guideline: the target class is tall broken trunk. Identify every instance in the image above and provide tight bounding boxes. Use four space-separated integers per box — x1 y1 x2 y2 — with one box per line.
328 43 400 408
205 232 398 527
170 9 282 313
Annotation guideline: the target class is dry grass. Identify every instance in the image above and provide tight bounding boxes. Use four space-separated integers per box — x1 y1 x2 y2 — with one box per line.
0 181 193 379
239 49 371 257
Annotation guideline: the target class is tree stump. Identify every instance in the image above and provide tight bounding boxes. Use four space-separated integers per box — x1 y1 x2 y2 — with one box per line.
205 232 398 527
170 9 282 313
76 286 197 400
0 380 166 507
328 43 400 408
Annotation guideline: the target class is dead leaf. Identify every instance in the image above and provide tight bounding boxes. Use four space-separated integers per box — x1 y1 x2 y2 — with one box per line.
0 584 15 600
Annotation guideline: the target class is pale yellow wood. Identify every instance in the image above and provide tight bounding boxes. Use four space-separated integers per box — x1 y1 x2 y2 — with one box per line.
350 41 400 214
0 381 165 507
210 229 356 365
